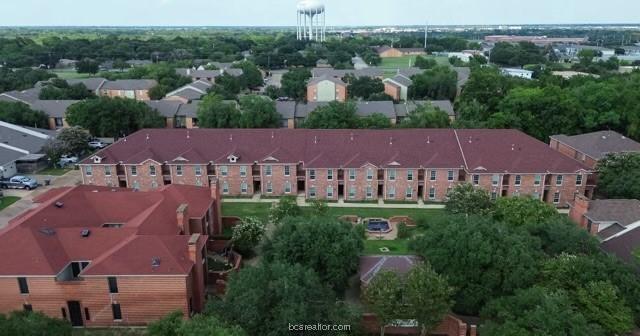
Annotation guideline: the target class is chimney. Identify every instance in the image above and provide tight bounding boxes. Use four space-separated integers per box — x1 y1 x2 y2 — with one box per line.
210 178 223 235
186 68 191 75
569 194 592 233
187 233 200 264
176 204 189 235
469 325 477 336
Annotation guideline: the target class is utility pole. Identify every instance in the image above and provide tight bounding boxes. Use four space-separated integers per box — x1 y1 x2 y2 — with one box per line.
424 21 429 49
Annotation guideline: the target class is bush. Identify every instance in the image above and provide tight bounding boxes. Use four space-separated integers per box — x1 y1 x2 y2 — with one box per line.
231 217 266 255
397 222 410 239
0 311 72 336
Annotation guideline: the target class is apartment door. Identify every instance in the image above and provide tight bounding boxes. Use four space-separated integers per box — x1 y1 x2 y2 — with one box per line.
67 301 84 327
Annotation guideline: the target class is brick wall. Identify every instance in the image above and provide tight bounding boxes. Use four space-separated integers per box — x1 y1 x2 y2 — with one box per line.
550 139 598 169
216 164 253 197
381 168 419 201
424 169 462 201
306 168 340 200
260 164 298 197
384 83 401 101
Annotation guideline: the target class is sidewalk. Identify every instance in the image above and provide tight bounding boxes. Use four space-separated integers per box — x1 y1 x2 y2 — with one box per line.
223 195 446 209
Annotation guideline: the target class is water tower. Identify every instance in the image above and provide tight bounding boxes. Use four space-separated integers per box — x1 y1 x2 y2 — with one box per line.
296 0 326 42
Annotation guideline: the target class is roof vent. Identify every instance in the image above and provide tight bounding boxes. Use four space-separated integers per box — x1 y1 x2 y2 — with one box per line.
146 133 150 141
151 257 161 268
38 227 56 236
54 201 64 208
427 136 431 144
81 229 91 238
186 130 190 139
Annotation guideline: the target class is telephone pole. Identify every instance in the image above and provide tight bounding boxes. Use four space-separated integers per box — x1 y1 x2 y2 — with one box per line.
424 21 429 49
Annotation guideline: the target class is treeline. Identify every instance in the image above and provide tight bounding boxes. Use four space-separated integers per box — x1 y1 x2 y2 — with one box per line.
455 66 640 141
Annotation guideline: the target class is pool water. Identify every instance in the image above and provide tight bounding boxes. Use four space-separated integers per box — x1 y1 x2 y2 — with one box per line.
367 219 391 232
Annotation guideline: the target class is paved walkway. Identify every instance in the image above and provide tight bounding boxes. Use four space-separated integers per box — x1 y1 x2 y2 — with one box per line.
0 170 82 227
223 195 446 209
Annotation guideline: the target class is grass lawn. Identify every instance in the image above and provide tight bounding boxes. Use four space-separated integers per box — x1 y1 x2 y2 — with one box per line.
48 69 92 80
0 196 20 211
364 238 412 255
222 202 446 222
380 56 417 69
37 167 73 176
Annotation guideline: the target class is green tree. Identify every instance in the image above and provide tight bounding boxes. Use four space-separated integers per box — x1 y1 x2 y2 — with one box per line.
238 95 280 128
405 264 454 336
214 262 356 336
148 310 247 336
492 196 558 227
262 216 363 292
264 85 283 99
574 281 634 335
268 196 302 224
55 126 92 155
149 84 170 100
363 271 404 336
75 58 100 74
66 97 164 137
302 101 361 129
0 101 48 128
233 61 263 89
42 139 66 168
0 311 72 336
39 79 94 100
480 287 603 336
212 74 243 99
410 215 542 315
197 94 241 128
400 104 451 128
597 153 640 199
360 113 392 129
345 75 385 100
414 56 437 70
308 199 328 217
525 217 600 256
281 68 311 101
231 217 266 255
444 183 493 216
113 59 130 71
409 65 457 101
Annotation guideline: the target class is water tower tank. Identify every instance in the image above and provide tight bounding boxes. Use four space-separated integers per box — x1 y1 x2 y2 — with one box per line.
297 0 325 15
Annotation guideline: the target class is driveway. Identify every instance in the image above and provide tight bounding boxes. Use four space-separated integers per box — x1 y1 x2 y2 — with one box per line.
264 69 288 88
0 170 81 228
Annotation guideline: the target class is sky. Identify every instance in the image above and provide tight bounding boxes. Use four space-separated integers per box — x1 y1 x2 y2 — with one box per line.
1 0 639 27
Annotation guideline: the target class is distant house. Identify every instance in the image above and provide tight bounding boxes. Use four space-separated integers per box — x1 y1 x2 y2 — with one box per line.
66 78 108 95
570 196 640 267
501 68 534 80
375 46 426 58
98 79 157 101
126 59 153 67
164 80 213 103
176 68 243 83
550 131 640 169
56 59 78 69
0 121 54 177
315 59 331 68
394 100 456 122
311 67 384 79
306 76 347 103
383 74 413 101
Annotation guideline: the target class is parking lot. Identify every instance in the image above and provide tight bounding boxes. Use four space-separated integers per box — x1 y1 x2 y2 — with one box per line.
0 170 82 228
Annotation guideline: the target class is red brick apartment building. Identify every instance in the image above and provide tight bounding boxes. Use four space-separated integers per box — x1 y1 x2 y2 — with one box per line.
78 129 594 207
0 183 222 327
550 130 640 169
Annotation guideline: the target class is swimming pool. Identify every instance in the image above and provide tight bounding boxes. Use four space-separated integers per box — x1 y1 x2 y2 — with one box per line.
365 218 391 233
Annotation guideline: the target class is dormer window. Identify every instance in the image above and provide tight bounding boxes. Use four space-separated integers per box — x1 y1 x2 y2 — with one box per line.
93 157 102 164
227 155 239 163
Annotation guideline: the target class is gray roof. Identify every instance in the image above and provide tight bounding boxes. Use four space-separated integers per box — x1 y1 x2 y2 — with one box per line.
145 101 183 118
276 101 297 119
354 101 396 118
586 199 640 228
384 74 413 88
31 100 79 118
176 68 243 79
308 76 346 86
394 100 455 117
454 67 471 89
398 67 424 78
311 67 384 79
167 88 206 101
601 225 640 267
285 101 396 119
550 131 640 160
177 101 200 118
101 79 157 91
0 147 25 166
0 87 42 104
0 121 53 165
66 78 107 92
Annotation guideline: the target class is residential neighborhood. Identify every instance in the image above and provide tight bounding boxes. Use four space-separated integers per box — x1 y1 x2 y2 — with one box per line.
1 1 640 336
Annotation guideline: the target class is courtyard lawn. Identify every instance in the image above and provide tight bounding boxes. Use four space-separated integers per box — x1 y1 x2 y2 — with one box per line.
48 69 93 80
379 55 451 78
364 238 412 255
0 197 20 211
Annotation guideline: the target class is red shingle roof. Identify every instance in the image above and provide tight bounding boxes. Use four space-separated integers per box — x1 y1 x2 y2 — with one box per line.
82 129 590 173
0 184 212 276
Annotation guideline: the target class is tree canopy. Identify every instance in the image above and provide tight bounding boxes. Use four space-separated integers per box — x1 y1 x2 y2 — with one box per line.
0 311 72 336
148 311 247 336
0 101 49 128
444 183 493 216
400 103 451 128
597 153 640 199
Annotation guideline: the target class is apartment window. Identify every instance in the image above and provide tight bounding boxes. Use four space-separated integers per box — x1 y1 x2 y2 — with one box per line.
222 181 229 194
492 174 500 186
220 166 228 177
85 166 93 176
367 168 373 181
349 169 356 181
23 304 32 312
556 175 563 186
428 187 436 200
130 166 137 176
61 308 67 320
515 175 522 186
429 170 437 181
284 181 291 194
265 165 272 177
447 170 454 182
111 304 122 321
349 186 356 199
553 192 561 204
309 187 317 198
84 308 91 321
388 169 396 181
407 170 414 181
266 182 273 194
149 165 156 177
472 175 479 185
132 181 140 190
240 182 247 194
366 186 373 199
388 186 396 199
194 166 202 177
107 277 118 293
327 169 333 181
55 118 64 127
576 174 583 186
534 175 542 186
104 166 112 177
176 165 183 177
309 169 316 181
491 192 498 201
327 186 334 198
405 187 413 198
240 165 247 177
284 165 290 177
17 277 28 294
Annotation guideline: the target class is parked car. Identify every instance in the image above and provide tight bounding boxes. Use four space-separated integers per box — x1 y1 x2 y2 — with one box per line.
0 176 38 190
88 140 107 149
58 154 79 167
